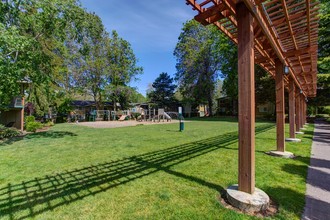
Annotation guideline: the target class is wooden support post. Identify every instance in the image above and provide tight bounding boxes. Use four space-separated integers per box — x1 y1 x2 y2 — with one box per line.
304 98 306 124
304 100 307 124
289 79 296 138
21 97 25 132
302 99 305 125
299 94 304 129
295 90 301 131
275 59 285 152
237 2 255 194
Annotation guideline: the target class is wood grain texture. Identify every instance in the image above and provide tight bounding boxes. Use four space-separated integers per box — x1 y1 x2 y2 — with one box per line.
289 78 296 138
237 2 255 194
275 59 285 152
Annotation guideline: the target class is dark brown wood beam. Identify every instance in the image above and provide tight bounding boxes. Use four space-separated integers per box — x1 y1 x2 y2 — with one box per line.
289 78 296 138
295 88 301 132
194 4 225 24
237 2 255 194
247 0 307 97
284 45 318 57
275 59 285 152
186 0 202 11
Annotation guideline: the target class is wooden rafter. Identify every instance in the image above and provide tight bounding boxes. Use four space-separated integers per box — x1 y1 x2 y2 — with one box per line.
184 0 319 97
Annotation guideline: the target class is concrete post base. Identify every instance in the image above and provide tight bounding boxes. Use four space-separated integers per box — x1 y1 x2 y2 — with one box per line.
226 184 269 212
285 138 301 142
267 150 294 158
295 131 304 134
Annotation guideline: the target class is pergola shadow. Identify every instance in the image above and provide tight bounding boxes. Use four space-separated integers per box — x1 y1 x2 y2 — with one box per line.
0 124 273 219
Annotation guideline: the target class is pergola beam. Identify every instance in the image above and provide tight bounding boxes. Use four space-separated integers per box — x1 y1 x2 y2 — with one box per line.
186 0 318 97
284 46 318 57
250 0 308 98
281 0 298 50
194 4 225 25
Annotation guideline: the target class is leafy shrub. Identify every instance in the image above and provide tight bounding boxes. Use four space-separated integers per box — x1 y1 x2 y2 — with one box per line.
56 115 67 123
26 121 43 132
0 125 21 139
131 112 141 119
44 121 54 127
25 116 35 123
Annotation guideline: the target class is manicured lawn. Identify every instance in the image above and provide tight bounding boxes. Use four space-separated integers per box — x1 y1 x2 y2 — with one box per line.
0 118 313 219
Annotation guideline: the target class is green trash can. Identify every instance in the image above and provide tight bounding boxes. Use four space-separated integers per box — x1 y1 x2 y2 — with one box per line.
179 114 184 132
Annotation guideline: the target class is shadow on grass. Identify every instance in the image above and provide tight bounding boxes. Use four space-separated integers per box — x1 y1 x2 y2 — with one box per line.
299 129 314 140
282 163 330 192
266 186 330 219
25 131 77 139
186 116 276 123
0 131 77 146
0 124 274 219
184 116 238 123
264 187 309 219
294 155 330 170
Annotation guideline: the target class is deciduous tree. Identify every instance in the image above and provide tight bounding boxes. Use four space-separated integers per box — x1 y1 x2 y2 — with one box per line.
174 20 222 115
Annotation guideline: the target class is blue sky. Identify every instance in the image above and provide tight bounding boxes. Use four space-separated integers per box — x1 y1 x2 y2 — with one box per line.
79 0 196 96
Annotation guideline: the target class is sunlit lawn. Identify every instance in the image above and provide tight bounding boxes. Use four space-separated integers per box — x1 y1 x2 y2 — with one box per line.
0 118 313 219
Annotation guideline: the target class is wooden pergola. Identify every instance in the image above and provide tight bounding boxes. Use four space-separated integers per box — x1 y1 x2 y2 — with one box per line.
185 0 319 195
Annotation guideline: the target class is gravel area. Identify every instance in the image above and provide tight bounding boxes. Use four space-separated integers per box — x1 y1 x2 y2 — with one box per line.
74 120 179 128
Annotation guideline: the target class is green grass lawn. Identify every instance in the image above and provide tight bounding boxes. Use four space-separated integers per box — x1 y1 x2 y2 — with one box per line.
0 118 314 219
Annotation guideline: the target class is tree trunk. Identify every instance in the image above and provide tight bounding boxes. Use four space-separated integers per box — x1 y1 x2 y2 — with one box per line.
113 98 117 111
208 94 213 116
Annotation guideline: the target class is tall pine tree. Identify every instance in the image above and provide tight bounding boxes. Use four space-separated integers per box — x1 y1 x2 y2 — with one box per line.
148 72 177 109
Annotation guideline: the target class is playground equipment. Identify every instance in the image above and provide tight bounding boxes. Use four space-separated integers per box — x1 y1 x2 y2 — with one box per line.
91 110 110 121
110 111 116 121
164 112 172 121
110 110 131 121
152 108 171 122
165 112 178 119
135 108 175 122
70 110 86 122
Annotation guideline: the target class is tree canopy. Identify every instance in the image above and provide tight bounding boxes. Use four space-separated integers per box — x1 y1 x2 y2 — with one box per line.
308 0 330 113
0 0 142 114
147 72 177 109
0 0 83 108
174 20 223 115
318 0 330 74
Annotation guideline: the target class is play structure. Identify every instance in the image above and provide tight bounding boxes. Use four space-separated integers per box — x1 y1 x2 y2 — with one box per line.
136 108 175 122
69 103 177 123
84 110 131 122
151 109 171 122
95 110 110 121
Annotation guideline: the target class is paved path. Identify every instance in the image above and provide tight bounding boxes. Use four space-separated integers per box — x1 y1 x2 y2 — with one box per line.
302 120 330 220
